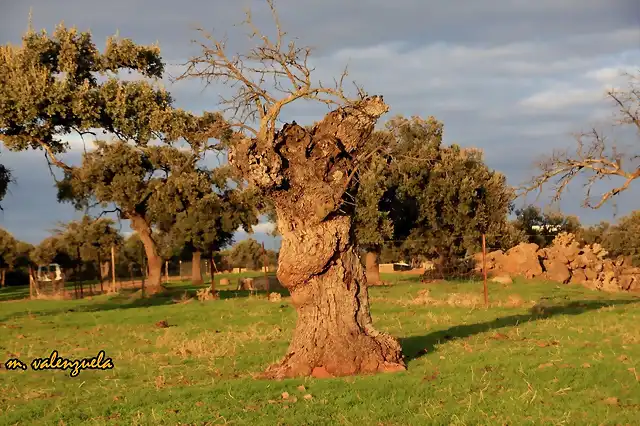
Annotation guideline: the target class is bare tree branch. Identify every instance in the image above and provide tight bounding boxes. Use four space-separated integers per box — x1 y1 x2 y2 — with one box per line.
520 70 640 209
174 0 361 144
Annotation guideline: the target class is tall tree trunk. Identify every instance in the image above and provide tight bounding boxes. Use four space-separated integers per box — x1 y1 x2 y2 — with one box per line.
129 214 163 294
0 268 5 287
229 96 404 379
97 252 104 292
191 250 204 285
268 215 404 379
365 248 383 286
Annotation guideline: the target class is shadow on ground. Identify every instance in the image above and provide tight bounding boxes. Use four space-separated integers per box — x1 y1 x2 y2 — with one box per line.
400 298 640 362
0 286 292 322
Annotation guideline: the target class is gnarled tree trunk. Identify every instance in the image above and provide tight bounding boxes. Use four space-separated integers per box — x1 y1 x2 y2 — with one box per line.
129 214 163 294
365 248 383 286
229 97 405 379
272 216 403 378
191 250 204 285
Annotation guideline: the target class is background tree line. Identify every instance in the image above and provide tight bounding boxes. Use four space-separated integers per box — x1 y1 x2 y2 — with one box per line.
0 24 638 291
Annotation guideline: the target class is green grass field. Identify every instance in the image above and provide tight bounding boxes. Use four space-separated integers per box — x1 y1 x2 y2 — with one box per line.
1 274 639 425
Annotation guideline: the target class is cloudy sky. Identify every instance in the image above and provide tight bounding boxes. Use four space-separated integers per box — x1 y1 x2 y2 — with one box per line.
1 0 639 249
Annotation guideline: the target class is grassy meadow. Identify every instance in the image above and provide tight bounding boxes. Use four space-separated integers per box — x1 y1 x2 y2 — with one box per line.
0 273 639 425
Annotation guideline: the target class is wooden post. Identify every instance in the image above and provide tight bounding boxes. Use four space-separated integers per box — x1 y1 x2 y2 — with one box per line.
179 260 183 282
211 252 216 294
97 251 104 293
165 260 169 284
111 245 116 292
262 242 269 294
28 267 34 299
482 234 488 307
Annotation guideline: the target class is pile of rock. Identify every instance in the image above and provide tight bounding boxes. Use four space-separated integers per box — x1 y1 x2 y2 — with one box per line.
475 232 640 293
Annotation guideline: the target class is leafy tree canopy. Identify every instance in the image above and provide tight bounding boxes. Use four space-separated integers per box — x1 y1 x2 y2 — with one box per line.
0 24 227 159
355 115 515 262
54 215 123 263
30 235 75 268
227 238 270 270
0 228 18 268
165 167 260 257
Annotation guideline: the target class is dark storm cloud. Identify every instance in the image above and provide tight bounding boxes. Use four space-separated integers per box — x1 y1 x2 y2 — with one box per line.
1 0 639 244
1 0 638 55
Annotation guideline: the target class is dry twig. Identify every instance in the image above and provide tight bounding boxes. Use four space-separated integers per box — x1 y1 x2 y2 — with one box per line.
520 71 640 209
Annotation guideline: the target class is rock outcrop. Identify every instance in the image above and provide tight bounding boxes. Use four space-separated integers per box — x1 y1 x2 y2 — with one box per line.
475 232 640 293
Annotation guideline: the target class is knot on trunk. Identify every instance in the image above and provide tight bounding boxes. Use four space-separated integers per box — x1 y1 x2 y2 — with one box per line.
228 138 284 190
277 216 351 289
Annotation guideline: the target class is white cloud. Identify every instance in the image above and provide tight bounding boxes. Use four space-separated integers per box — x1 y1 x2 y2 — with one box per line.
237 222 275 235
519 88 604 110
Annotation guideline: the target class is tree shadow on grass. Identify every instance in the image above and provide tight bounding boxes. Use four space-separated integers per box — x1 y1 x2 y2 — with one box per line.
0 287 292 321
400 298 640 362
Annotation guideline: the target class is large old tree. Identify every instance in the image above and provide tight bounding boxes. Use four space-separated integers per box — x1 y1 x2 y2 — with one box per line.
179 1 405 378
57 141 219 293
523 71 639 208
0 24 228 294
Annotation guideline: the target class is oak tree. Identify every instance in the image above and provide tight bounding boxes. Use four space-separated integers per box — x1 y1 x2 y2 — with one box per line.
57 141 217 293
0 24 228 294
30 235 75 270
55 215 123 289
0 228 18 286
0 162 11 210
179 0 405 378
117 232 146 280
357 116 515 277
166 167 259 286
227 238 273 270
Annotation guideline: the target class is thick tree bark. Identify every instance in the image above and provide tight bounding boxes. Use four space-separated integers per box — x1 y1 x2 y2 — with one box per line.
365 248 383 286
268 216 404 378
191 250 204 285
129 214 163 294
229 97 405 379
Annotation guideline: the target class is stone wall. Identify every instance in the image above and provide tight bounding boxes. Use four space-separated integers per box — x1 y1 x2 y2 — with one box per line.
474 232 640 293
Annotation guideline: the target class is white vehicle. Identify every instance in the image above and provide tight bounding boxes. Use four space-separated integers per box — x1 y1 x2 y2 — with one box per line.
37 264 64 282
